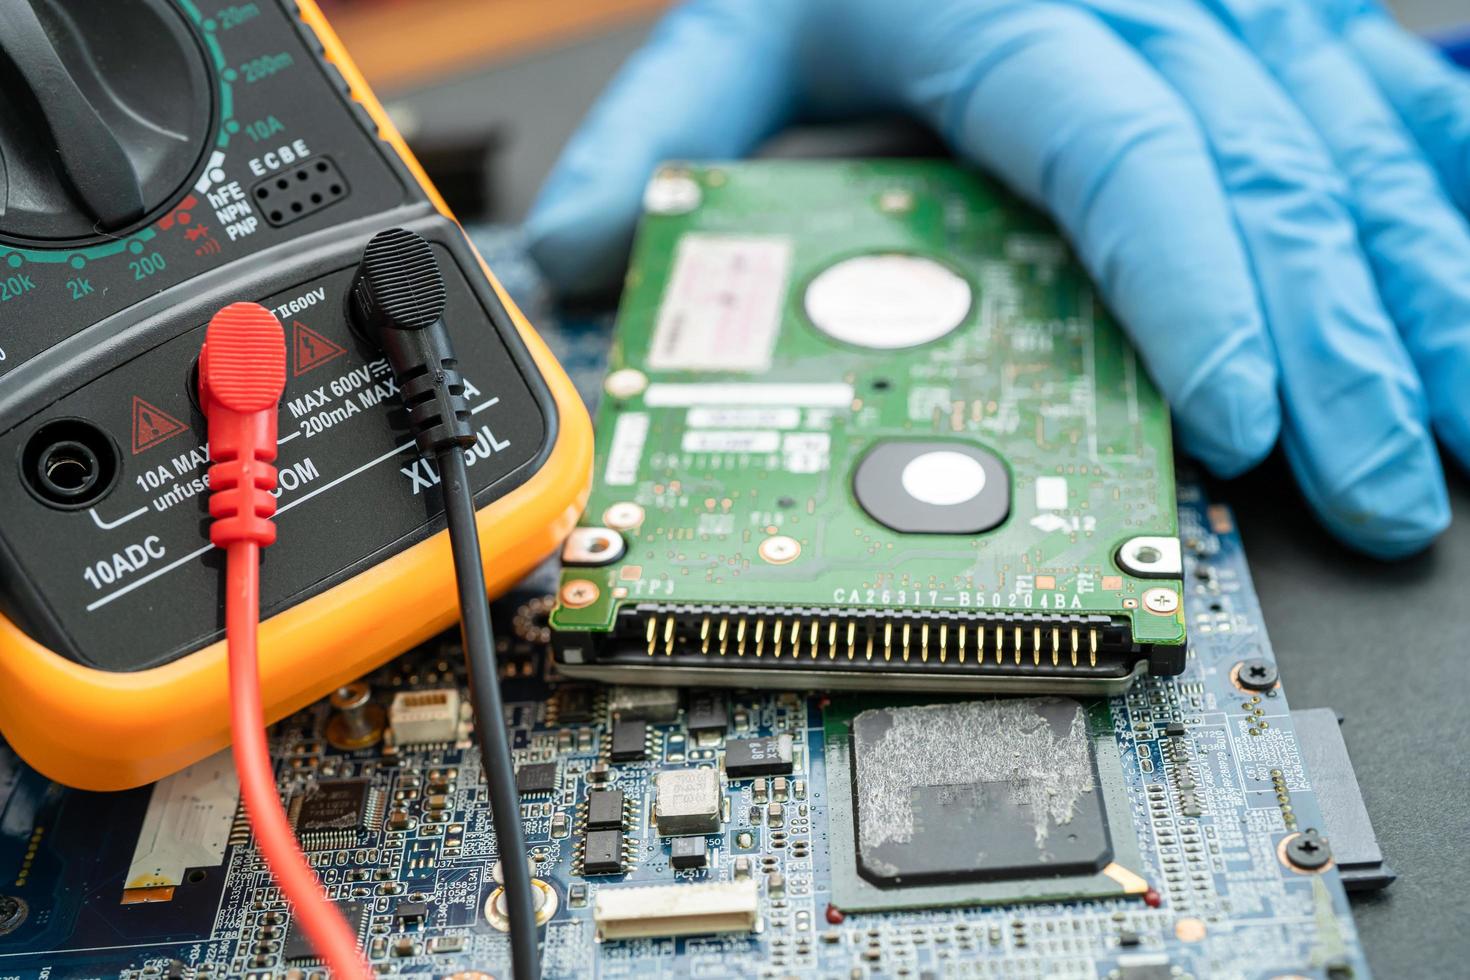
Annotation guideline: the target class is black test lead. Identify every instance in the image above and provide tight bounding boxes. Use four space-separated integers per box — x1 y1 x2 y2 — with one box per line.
349 228 539 980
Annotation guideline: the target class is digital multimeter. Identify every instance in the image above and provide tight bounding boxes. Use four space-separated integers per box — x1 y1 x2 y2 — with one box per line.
0 0 592 790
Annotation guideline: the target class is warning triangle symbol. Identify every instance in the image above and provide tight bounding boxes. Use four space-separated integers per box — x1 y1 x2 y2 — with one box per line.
292 320 347 377
131 396 188 455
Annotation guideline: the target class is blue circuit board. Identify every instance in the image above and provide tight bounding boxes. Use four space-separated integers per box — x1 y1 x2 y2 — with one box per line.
0 237 1371 979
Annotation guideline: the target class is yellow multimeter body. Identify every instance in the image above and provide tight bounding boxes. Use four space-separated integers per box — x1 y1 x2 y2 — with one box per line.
0 0 592 789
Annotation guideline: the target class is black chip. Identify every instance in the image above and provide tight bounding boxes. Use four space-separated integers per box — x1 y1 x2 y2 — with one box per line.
284 901 364 961
290 780 377 844
687 691 728 735
1164 721 1186 737
394 899 429 926
725 736 793 778
516 762 559 795
586 788 625 830
852 440 1010 535
670 834 708 870
554 686 597 723
610 719 647 762
1118 961 1174 980
582 829 625 875
850 698 1111 887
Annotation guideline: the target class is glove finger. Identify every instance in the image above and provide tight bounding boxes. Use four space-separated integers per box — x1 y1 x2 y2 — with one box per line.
525 0 804 297
871 1 1280 477
1183 0 1453 555
1333 4 1470 215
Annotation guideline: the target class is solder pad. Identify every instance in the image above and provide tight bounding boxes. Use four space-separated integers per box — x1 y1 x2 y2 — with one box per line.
824 696 1147 911
552 161 1186 690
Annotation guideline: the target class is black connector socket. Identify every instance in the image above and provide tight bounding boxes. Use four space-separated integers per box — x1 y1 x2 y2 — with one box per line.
21 418 120 509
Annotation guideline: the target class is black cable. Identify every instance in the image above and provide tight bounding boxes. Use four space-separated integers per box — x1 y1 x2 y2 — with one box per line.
350 227 539 980
438 447 539 979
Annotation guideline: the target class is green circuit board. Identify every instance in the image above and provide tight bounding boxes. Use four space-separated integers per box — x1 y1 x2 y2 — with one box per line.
552 161 1185 691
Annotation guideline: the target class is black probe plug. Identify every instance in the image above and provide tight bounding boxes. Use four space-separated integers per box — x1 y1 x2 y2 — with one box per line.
348 227 473 456
348 228 540 980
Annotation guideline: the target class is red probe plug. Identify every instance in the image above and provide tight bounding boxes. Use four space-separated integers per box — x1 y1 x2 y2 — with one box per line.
199 302 286 548
200 302 371 980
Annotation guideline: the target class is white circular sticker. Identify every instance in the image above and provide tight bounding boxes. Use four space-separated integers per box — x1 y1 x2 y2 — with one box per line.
901 451 987 506
805 254 971 349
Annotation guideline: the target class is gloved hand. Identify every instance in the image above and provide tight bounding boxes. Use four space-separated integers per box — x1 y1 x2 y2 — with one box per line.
527 0 1470 559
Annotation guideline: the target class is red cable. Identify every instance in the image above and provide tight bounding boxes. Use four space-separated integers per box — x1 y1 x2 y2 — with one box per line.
201 302 371 980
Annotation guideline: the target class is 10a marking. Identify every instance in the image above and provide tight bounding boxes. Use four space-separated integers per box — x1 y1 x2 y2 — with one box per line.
82 536 166 590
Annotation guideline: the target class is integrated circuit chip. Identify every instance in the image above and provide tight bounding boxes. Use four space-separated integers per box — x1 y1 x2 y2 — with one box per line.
686 691 729 735
284 901 365 961
583 829 625 876
586 789 625 830
289 780 382 849
851 698 1109 886
515 762 558 796
725 736 793 779
822 696 1148 911
552 686 598 724
609 719 647 762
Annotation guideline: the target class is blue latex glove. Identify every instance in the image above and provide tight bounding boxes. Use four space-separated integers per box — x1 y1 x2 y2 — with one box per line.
527 0 1470 559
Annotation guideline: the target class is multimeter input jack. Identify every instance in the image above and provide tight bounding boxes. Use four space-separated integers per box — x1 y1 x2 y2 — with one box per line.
21 418 120 509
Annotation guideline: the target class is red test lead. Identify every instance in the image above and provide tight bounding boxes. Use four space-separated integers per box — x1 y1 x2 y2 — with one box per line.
199 302 371 980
